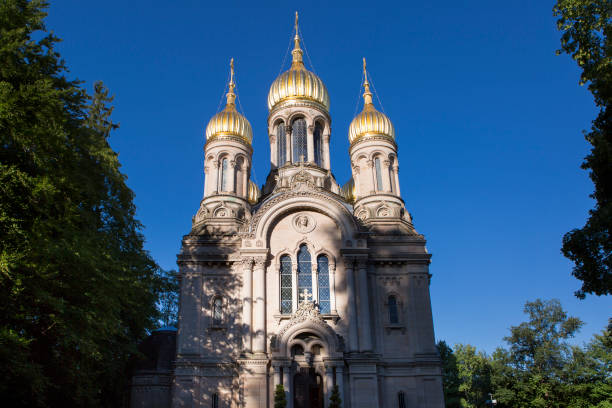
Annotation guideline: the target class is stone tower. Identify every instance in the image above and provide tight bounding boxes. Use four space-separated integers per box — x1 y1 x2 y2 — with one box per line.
136 13 446 408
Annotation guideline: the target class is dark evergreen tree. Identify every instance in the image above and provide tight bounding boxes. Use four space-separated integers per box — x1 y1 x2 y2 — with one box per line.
328 384 342 408
274 384 287 408
554 0 612 298
0 1 168 406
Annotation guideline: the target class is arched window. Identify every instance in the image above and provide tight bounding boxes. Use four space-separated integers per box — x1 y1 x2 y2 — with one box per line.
317 255 330 314
389 157 396 193
212 393 219 408
388 295 399 324
292 118 307 163
212 297 223 326
280 255 292 314
277 122 286 166
374 157 383 191
220 157 229 192
398 391 406 408
313 122 323 166
297 245 312 300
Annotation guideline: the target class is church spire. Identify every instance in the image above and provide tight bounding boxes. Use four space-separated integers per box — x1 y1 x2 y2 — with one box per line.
225 58 237 109
362 57 374 109
291 11 305 70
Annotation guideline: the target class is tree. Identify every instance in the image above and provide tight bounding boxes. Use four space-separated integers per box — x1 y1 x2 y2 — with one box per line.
156 268 179 328
0 1 167 406
553 0 612 298
328 384 342 408
437 340 462 408
274 384 287 408
454 344 492 408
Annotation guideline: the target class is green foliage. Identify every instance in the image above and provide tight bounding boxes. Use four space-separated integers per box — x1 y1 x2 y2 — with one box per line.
329 384 342 408
0 1 169 406
156 269 179 328
274 384 287 408
438 340 462 408
553 0 612 298
439 299 611 408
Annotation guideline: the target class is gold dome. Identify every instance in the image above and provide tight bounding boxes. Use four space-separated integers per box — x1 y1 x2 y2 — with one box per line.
348 58 395 145
340 178 355 203
206 59 253 144
268 13 330 112
247 179 261 205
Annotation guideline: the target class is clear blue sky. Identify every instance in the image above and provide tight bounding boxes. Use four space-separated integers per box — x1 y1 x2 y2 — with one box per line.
47 0 610 353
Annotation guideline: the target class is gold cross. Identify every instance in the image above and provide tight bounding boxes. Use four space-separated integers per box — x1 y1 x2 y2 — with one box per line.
299 289 312 302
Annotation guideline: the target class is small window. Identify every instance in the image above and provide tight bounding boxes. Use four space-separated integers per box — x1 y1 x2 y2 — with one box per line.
317 255 330 314
277 122 286 165
398 391 406 408
220 158 229 192
212 297 223 326
388 295 399 324
291 344 304 356
280 255 292 314
212 393 219 408
292 118 307 163
375 157 383 191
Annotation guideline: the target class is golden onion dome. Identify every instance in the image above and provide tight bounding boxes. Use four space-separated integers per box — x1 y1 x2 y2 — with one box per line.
247 179 261 205
340 178 355 203
205 59 253 145
268 13 330 112
348 58 395 145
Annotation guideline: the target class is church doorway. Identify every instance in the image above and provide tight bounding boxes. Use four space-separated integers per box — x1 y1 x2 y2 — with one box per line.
293 367 323 408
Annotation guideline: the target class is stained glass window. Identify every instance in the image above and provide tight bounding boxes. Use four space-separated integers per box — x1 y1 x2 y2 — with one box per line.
317 255 330 314
280 255 292 314
220 158 229 192
277 123 286 166
314 122 323 166
297 245 312 300
389 295 399 324
375 157 383 191
292 118 307 163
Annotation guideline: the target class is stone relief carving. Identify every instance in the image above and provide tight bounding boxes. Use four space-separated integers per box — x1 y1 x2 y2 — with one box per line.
292 213 316 234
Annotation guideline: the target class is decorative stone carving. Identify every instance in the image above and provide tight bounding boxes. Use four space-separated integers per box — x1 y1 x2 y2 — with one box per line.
292 213 316 234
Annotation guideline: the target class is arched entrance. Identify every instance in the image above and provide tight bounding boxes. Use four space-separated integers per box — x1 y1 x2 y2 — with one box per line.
293 367 323 408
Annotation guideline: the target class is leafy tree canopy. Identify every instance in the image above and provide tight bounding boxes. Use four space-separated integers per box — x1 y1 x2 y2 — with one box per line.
0 1 170 406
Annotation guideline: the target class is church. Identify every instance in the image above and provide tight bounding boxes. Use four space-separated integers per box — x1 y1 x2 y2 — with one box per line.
130 14 444 408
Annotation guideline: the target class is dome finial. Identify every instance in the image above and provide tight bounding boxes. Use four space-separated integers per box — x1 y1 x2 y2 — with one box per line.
291 11 304 70
362 57 373 108
225 57 236 109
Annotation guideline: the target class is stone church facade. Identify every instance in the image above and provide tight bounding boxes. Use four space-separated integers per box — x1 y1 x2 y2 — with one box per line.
131 15 444 408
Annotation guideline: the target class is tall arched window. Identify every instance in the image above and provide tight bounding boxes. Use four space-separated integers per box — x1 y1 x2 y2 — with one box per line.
280 255 292 314
220 157 229 192
212 393 219 408
398 391 406 408
389 157 396 193
317 255 330 313
313 122 323 166
374 157 383 191
292 118 307 163
297 245 312 300
277 122 286 166
212 297 223 326
388 295 399 324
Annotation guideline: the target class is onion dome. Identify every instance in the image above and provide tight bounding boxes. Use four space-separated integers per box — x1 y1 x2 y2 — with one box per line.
341 178 355 203
205 59 253 145
247 180 261 205
268 13 330 112
348 58 395 145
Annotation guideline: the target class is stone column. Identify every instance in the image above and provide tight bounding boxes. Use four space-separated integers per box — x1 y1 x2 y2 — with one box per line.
241 258 254 353
323 133 331 170
283 365 292 408
203 165 209 197
382 159 392 192
393 165 401 196
270 134 277 168
357 260 372 351
212 161 219 194
352 164 361 198
307 124 315 163
228 159 236 193
291 264 298 313
273 365 282 388
324 364 334 406
286 126 292 164
312 260 319 306
329 263 337 314
252 258 267 353
344 259 359 352
336 365 345 406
